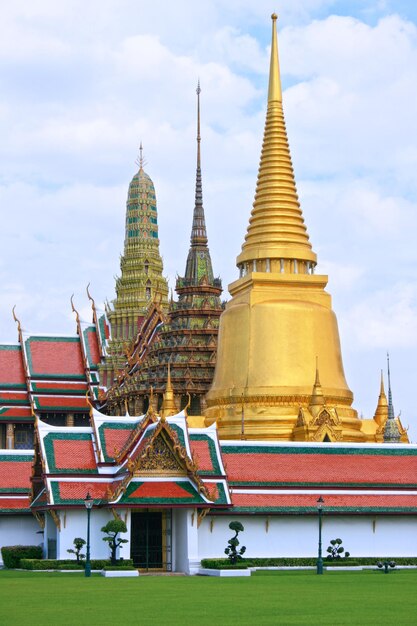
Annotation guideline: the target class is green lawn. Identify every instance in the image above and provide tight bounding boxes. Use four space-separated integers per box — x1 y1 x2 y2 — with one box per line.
1 569 416 625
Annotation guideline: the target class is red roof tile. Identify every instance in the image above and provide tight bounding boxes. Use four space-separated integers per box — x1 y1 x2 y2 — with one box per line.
223 451 417 486
232 492 417 510
35 396 88 409
103 427 134 459
86 329 100 366
190 439 214 472
26 338 84 377
53 439 96 471
0 497 31 511
56 481 109 501
0 460 32 489
128 482 196 500
32 382 87 392
0 347 26 386
0 407 32 418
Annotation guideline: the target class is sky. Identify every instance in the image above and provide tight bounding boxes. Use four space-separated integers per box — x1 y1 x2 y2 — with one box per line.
1 0 417 439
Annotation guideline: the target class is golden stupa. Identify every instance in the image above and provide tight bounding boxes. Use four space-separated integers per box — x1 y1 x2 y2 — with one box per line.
205 15 408 443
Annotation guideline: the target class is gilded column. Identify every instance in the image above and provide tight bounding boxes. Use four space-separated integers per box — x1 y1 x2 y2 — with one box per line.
6 423 15 449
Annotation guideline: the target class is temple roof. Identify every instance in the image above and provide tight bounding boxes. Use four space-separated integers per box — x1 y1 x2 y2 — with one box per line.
31 408 231 509
0 297 107 424
0 451 33 514
221 441 417 488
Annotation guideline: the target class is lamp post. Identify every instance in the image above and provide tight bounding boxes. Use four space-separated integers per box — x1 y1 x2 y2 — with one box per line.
84 492 93 577
316 496 324 575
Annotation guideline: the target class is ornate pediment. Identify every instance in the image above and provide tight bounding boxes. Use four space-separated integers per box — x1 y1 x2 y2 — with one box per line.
135 433 186 475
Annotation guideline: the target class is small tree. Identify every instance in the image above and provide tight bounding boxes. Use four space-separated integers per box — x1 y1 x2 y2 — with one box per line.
224 521 246 564
67 537 86 563
326 538 350 560
101 519 128 565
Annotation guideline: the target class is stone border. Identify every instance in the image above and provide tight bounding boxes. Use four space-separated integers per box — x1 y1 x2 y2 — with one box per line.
198 568 251 577
101 570 139 577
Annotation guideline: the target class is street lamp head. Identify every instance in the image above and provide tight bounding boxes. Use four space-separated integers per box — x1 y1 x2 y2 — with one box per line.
84 492 93 510
317 495 324 510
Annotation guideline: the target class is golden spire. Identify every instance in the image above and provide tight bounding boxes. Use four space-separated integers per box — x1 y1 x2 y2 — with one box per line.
309 357 324 416
268 13 282 103
237 13 316 269
374 370 388 426
160 363 178 420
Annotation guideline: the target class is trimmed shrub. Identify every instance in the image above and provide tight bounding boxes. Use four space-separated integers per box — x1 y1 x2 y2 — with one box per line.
19 558 134 570
1 545 43 569
200 557 417 569
92 559 132 569
20 559 83 570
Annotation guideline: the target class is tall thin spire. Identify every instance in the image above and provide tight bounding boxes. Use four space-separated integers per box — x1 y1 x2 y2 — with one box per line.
190 81 208 247
237 13 316 269
374 370 388 426
268 13 282 103
387 353 395 420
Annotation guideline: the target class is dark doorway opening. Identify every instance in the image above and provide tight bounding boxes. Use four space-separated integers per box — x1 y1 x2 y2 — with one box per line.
130 510 171 570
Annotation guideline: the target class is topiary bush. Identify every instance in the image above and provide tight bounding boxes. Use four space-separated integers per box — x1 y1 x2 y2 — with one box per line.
1 545 43 568
326 538 350 560
224 521 246 565
67 538 86 563
101 519 128 565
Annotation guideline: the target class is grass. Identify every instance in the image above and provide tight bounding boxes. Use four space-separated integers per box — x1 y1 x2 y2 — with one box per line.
1 569 417 625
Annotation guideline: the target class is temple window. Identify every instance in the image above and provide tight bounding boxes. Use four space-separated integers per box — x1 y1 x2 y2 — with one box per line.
144 260 149 275
146 280 151 300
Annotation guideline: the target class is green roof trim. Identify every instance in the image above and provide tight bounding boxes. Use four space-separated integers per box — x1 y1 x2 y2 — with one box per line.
0 345 21 351
229 481 417 488
190 434 222 475
169 423 186 448
0 454 34 462
43 432 98 474
221 445 417 458
212 482 228 505
231 506 417 514
0 383 26 390
82 326 97 367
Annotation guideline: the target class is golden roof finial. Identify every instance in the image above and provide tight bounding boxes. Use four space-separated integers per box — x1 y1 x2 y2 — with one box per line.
160 363 178 420
374 370 388 426
70 294 80 325
12 305 22 335
236 14 316 269
309 357 324 415
268 13 282 103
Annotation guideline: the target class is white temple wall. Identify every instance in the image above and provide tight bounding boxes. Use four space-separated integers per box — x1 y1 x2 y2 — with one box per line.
172 508 199 574
56 508 129 561
0 515 40 563
198 514 417 560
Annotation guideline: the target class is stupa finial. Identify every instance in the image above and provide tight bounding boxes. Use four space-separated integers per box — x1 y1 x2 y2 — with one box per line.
236 13 316 270
189 81 208 247
268 13 282 103
387 352 395 420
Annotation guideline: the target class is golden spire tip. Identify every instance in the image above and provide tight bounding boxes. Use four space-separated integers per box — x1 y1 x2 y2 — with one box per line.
268 11 282 103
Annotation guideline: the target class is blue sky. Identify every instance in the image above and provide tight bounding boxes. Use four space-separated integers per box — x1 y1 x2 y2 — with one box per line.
1 1 417 439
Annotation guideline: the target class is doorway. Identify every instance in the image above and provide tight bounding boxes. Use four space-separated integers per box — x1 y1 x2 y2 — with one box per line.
130 510 172 571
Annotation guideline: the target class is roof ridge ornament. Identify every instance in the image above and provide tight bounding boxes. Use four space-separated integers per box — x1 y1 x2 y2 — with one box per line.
135 141 147 171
